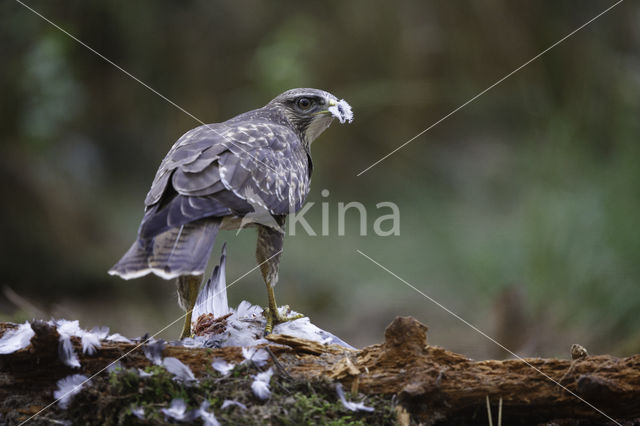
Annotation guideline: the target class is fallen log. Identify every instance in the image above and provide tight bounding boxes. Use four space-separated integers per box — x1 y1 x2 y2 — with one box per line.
1 317 639 425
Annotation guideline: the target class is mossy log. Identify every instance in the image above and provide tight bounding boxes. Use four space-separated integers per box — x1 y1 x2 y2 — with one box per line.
1 317 639 425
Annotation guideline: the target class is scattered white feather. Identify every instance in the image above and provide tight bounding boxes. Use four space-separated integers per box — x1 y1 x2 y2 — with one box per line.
221 400 247 410
54 374 90 409
211 358 235 376
89 326 109 339
251 368 274 400
163 357 197 383
180 337 201 348
0 322 34 354
189 245 354 350
336 383 374 412
143 339 165 365
235 300 262 318
55 320 81 367
138 368 153 377
242 346 269 367
81 332 101 355
81 326 108 355
131 406 145 420
55 319 82 336
197 401 220 426
273 314 354 349
192 244 229 332
58 335 80 368
195 300 354 349
107 333 133 343
202 309 267 348
161 398 192 421
54 320 108 363
328 99 354 124
160 399 218 425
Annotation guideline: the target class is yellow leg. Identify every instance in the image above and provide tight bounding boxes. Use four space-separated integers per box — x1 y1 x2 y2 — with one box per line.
256 223 303 335
264 282 303 335
177 276 201 339
180 311 193 340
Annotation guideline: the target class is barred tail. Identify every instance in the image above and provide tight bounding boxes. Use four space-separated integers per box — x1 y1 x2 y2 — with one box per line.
108 219 220 280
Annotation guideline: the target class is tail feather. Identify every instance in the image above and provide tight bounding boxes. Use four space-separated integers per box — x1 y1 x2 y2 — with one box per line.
109 219 220 280
192 243 229 326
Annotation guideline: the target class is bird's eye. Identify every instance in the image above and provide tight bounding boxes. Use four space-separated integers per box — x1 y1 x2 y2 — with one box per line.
296 97 312 110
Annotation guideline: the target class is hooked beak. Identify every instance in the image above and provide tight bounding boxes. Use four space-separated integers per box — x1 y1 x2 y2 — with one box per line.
314 98 337 116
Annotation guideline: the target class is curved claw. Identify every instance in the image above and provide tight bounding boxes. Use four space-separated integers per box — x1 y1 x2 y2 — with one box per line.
264 306 304 335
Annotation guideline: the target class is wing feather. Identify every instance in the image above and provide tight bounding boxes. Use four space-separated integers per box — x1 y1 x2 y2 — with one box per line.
144 126 229 206
140 117 311 240
172 162 221 194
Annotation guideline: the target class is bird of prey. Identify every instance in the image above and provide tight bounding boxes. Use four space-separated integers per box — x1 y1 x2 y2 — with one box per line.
109 88 353 338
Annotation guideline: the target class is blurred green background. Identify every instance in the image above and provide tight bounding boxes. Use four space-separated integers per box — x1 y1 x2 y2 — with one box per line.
1 0 638 359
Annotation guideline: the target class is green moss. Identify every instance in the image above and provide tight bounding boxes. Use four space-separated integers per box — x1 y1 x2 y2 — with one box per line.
60 361 396 425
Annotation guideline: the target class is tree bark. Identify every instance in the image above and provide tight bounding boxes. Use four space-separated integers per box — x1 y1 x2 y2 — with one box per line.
1 317 639 425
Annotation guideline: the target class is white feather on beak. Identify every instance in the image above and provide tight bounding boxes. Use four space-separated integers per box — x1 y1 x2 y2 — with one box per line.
328 98 354 124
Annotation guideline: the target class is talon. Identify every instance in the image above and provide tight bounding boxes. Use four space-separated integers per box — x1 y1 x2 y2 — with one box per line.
263 306 304 335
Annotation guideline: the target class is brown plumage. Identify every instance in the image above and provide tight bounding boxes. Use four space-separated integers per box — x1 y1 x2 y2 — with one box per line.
109 88 351 337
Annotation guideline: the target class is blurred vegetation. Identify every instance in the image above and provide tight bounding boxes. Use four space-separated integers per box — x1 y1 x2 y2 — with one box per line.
1 0 639 358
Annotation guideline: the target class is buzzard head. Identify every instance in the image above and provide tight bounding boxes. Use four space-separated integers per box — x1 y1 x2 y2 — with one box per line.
268 88 351 146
